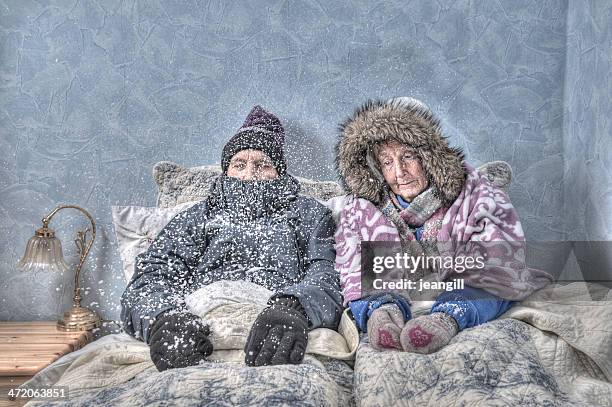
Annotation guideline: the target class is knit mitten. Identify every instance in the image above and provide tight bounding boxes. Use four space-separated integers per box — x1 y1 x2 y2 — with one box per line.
148 311 213 371
367 304 405 350
244 296 309 366
399 312 458 354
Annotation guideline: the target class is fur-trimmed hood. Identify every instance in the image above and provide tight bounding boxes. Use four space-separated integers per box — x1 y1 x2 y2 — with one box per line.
335 97 467 206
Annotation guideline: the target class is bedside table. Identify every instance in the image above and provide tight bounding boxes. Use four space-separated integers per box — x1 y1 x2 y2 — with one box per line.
0 322 92 406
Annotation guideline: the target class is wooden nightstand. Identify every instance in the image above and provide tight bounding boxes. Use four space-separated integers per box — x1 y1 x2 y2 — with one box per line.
0 322 92 406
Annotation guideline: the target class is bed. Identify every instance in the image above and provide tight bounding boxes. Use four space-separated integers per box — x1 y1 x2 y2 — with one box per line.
21 281 612 406
20 161 612 406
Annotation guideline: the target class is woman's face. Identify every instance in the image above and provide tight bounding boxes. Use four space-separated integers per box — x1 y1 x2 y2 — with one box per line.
376 140 429 202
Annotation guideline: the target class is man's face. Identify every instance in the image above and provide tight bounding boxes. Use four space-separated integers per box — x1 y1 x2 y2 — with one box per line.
376 140 428 202
227 149 279 180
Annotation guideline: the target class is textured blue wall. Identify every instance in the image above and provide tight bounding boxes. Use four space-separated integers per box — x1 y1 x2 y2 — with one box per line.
562 1 612 283
564 0 612 240
0 0 576 321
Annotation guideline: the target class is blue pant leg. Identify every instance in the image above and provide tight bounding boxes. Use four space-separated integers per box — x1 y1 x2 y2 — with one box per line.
431 286 514 331
348 293 412 332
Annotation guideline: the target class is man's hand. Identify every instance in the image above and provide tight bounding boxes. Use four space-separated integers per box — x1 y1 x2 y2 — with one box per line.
244 299 309 366
149 311 213 371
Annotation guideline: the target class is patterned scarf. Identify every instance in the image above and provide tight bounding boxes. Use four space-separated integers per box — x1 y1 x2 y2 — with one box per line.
378 186 446 280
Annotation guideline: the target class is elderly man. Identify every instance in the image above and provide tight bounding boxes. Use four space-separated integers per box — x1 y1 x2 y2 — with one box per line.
334 97 552 354
121 106 342 371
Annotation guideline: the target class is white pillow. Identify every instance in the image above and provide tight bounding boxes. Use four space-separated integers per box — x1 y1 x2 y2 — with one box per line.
111 202 196 282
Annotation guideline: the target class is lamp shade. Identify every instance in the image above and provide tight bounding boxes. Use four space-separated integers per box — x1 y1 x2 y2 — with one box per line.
17 229 70 273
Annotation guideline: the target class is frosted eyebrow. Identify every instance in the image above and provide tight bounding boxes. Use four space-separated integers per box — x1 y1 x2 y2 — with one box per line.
230 158 246 165
377 152 392 161
400 148 418 156
253 158 274 167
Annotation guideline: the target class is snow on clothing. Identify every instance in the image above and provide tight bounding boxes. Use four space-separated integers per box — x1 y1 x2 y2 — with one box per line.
221 104 287 175
120 174 343 343
334 97 553 333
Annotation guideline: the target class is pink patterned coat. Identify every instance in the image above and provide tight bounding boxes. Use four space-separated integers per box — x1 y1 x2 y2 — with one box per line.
335 164 553 305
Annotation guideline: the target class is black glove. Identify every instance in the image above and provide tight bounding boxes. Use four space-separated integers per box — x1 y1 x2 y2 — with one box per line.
148 311 213 372
244 297 309 366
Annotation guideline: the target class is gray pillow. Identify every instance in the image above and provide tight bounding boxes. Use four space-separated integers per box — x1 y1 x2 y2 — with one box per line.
477 160 512 192
152 160 512 208
153 161 345 208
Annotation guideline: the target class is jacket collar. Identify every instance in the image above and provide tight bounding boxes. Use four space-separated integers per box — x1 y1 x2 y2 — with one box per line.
207 174 300 220
335 99 467 206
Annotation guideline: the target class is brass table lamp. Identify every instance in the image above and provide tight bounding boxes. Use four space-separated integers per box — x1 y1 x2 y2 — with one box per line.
17 204 100 331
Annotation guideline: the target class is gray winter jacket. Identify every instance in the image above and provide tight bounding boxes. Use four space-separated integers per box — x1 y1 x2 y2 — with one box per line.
120 174 342 343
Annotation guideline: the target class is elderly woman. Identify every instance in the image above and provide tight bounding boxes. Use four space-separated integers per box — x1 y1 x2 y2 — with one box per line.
334 98 552 354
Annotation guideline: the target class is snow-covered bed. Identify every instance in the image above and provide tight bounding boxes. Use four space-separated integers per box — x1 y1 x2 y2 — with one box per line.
23 282 612 406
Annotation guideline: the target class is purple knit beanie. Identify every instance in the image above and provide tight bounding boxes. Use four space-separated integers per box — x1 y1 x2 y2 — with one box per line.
221 105 286 175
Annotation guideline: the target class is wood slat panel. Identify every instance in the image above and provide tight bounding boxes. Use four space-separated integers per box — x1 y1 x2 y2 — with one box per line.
0 377 31 407
0 324 88 335
0 326 61 332
0 330 87 336
0 335 89 344
0 322 91 378
0 377 30 387
0 352 65 361
0 344 73 353
0 324 86 335
0 360 58 376
0 332 85 339
0 398 28 407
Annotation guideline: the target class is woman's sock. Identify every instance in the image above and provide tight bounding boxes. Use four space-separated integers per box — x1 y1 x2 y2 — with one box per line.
400 312 458 354
367 304 405 350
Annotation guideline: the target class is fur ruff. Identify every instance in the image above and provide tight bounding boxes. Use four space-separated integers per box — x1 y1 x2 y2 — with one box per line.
335 99 467 206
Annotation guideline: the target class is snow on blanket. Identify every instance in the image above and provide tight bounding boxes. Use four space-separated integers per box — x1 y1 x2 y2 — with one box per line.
23 281 358 407
354 282 612 406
